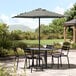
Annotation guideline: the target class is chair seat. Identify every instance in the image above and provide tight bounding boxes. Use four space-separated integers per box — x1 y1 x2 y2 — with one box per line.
52 52 68 57
52 53 61 57
26 55 43 60
61 54 68 57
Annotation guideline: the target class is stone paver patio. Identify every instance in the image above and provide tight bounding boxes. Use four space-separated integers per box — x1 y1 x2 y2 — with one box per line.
0 50 76 76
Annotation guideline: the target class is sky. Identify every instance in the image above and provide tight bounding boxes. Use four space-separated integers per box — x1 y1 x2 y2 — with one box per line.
0 0 76 29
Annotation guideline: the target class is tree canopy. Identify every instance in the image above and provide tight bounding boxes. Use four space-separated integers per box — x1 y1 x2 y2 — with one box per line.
65 3 76 21
49 18 65 34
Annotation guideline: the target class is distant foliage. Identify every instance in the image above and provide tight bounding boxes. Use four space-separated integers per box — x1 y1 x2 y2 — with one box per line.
0 23 12 49
0 47 8 56
71 43 76 49
63 42 70 48
64 3 76 39
53 42 61 49
12 41 27 49
65 3 76 21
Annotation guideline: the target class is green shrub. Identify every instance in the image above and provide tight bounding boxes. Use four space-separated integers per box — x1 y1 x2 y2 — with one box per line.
0 67 9 76
71 43 76 49
63 42 70 47
0 47 8 56
0 39 12 49
9 48 25 56
0 48 24 57
0 62 26 76
53 43 61 49
12 41 27 49
16 48 25 56
7 49 15 56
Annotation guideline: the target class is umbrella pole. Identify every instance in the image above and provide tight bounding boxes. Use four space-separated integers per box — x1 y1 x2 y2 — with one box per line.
39 18 40 66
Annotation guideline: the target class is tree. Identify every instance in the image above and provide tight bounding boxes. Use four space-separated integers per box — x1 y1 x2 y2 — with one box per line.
65 3 76 21
35 24 50 35
64 3 76 39
11 30 25 40
35 24 51 39
0 23 12 49
35 18 66 39
49 18 66 38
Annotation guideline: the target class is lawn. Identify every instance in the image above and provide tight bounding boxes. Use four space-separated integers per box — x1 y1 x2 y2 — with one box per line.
18 39 65 45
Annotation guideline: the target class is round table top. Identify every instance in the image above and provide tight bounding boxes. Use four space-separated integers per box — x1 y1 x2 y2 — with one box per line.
25 47 53 51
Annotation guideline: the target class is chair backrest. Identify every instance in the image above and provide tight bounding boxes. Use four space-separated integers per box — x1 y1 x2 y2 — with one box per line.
61 45 70 55
23 48 32 56
46 45 54 49
61 42 70 55
46 45 54 54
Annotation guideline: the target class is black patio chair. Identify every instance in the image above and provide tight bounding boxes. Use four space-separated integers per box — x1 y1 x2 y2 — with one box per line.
45 44 54 61
23 48 44 73
46 45 54 55
51 44 70 68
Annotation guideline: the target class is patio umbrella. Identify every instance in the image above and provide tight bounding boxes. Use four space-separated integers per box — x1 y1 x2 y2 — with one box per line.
13 8 64 65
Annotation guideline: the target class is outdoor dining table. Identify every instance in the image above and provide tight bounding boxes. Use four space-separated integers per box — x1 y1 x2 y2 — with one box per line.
25 47 53 68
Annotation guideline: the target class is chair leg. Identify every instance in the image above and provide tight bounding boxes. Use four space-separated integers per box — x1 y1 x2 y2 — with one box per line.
60 57 62 67
29 59 30 68
24 58 27 69
34 58 43 72
30 58 44 72
67 56 70 68
31 67 33 73
41 59 43 71
58 57 59 68
15 56 16 61
30 58 36 73
16 57 19 70
36 58 38 71
51 56 54 68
